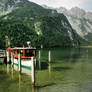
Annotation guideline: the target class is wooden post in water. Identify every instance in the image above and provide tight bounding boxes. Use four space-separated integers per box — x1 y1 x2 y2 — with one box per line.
39 50 41 69
18 53 21 74
7 51 9 64
11 52 14 68
48 50 51 63
34 50 36 67
31 57 35 87
39 50 40 59
48 50 51 73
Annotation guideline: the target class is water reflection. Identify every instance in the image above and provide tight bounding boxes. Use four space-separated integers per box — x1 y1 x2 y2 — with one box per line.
19 73 21 92
11 67 14 79
66 48 81 63
7 64 10 75
48 63 51 73
38 60 41 70
1 48 92 92
53 66 72 71
32 86 36 92
38 50 41 69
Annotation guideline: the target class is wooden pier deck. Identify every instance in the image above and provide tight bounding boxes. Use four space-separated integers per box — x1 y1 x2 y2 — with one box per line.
0 50 6 58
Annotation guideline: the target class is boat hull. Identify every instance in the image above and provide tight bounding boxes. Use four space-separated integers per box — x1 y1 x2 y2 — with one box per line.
13 58 33 70
13 58 36 75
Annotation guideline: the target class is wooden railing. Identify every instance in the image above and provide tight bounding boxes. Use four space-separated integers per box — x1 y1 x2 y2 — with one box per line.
0 50 6 58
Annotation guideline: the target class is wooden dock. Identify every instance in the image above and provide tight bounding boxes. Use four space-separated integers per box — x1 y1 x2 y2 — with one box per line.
0 50 6 58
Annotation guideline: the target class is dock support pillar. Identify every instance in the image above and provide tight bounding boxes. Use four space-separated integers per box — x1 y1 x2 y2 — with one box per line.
7 51 9 64
31 57 35 87
48 50 51 63
39 50 41 69
39 50 40 59
18 53 21 74
11 52 14 68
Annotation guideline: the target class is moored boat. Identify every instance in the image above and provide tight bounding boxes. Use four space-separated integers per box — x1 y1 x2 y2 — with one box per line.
8 47 36 70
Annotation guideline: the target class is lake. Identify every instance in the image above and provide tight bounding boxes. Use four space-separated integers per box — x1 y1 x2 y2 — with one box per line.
0 48 92 92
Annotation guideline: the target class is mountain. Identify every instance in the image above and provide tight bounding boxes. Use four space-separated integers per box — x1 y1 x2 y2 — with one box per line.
0 0 21 15
0 0 87 48
42 5 92 42
55 7 92 41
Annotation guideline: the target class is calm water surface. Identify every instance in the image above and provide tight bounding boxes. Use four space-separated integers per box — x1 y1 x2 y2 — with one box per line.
0 48 92 92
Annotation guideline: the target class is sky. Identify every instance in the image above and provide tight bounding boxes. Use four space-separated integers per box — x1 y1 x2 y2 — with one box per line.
28 0 92 11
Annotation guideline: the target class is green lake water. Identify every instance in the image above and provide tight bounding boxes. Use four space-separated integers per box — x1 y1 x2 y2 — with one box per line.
0 48 92 92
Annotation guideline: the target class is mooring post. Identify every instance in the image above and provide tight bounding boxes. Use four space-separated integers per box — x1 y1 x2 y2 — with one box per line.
18 53 21 74
11 52 14 68
7 51 9 64
34 50 36 67
39 50 40 59
38 50 41 69
31 57 35 87
48 50 51 63
34 58 36 67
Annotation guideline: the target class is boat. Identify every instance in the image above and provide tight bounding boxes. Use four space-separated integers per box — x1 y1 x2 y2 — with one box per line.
8 47 36 71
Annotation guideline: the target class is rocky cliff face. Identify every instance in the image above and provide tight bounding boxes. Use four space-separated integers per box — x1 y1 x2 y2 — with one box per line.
0 0 22 16
43 5 92 41
56 7 92 41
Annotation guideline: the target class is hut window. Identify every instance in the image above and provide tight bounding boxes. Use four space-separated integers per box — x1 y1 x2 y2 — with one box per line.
25 49 34 57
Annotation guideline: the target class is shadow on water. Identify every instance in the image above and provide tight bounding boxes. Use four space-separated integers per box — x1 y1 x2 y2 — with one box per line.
36 83 56 89
40 62 48 70
61 49 82 63
53 66 72 71
36 61 49 70
63 54 81 59
0 70 10 84
51 53 82 64
0 70 6 74
0 57 11 65
0 63 3 65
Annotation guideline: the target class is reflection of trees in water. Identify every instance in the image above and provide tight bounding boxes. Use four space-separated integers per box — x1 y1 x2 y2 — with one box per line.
36 49 89 71
52 48 82 63
36 49 90 71
0 66 14 92
36 50 52 70
80 48 90 74
65 48 82 63
53 66 72 71
36 61 48 70
67 48 91 64
48 48 82 63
